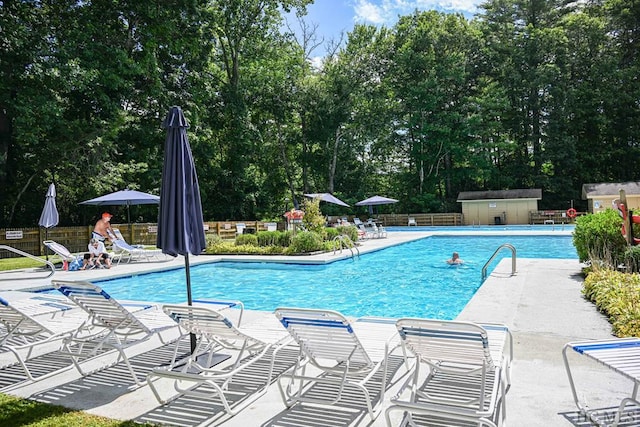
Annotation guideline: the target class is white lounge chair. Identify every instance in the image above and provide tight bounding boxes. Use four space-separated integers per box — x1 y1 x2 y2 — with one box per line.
236 223 246 235
147 304 291 416
265 222 278 232
111 239 164 265
274 307 397 421
110 228 144 248
385 318 513 427
563 338 640 426
408 217 417 226
0 292 89 381
52 280 180 386
42 240 84 269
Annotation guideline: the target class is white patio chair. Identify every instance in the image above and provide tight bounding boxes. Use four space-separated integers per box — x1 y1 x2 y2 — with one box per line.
408 217 417 226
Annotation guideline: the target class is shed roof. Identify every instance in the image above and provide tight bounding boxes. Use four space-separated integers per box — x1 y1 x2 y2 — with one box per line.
457 189 542 201
582 182 640 199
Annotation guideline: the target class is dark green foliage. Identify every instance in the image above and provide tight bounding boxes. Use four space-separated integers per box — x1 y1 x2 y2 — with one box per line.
623 246 640 273
2 0 640 226
573 209 626 265
235 234 258 246
325 227 339 241
256 230 289 247
285 231 324 254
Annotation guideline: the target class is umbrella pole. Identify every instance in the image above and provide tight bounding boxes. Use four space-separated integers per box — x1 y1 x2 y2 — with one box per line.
184 253 197 353
45 228 49 261
127 203 133 243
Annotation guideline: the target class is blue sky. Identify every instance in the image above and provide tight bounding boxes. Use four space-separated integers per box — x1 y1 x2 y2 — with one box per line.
285 0 482 58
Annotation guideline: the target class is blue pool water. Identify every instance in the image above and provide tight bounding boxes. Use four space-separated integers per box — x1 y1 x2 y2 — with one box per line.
96 235 577 320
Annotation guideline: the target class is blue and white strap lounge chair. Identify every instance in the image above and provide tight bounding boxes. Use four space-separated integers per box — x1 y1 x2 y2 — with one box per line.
42 240 83 269
385 318 512 427
111 239 163 265
563 338 640 427
147 304 291 417
0 292 89 381
274 307 397 421
52 280 180 386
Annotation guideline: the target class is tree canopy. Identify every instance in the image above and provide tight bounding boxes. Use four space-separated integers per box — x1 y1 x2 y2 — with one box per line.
1 0 638 227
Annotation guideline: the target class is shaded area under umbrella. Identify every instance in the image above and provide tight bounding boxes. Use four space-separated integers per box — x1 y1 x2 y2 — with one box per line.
39 183 59 260
80 189 160 241
157 106 206 353
304 193 350 207
355 195 399 215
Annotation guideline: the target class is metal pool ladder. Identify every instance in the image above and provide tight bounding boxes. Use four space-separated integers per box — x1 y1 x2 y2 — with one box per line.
482 243 516 280
333 235 360 258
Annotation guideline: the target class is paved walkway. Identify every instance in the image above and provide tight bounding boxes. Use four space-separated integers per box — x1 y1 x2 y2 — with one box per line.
0 229 632 426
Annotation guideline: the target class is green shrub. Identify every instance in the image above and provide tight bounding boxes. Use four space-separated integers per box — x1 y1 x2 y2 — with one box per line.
583 269 640 337
277 230 293 247
337 225 359 242
205 240 285 255
301 198 326 235
285 231 324 254
256 231 280 247
573 209 626 266
325 227 339 241
624 246 640 273
235 234 258 246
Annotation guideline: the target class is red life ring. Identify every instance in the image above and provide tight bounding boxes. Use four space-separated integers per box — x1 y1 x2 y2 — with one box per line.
566 208 577 218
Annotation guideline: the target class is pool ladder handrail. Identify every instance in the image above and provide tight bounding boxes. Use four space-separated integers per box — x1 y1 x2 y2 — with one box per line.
0 244 55 281
333 235 360 258
482 243 516 280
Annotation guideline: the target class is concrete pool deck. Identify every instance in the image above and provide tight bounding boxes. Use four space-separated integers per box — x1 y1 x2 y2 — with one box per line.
0 229 633 426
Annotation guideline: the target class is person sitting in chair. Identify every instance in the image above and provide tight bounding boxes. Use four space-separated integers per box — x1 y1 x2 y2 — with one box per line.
82 238 112 269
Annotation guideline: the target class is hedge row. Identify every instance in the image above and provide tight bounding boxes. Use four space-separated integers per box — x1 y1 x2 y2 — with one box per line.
583 269 640 337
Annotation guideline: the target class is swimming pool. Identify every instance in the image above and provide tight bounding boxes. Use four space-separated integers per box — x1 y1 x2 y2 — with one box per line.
97 235 577 320
390 224 575 232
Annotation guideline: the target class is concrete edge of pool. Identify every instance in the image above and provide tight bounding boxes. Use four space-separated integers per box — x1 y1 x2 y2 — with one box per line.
1 229 626 427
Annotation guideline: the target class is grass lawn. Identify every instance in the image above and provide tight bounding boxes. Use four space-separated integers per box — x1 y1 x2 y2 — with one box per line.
0 257 61 272
0 393 154 426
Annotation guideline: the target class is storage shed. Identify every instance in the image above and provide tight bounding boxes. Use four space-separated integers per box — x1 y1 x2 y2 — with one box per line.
582 181 640 213
457 189 542 225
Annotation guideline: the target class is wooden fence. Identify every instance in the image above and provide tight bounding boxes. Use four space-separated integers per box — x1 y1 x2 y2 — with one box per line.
0 213 466 259
0 221 280 259
529 210 580 225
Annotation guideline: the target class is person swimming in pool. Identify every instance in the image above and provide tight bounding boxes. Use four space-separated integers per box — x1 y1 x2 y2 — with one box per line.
447 252 464 265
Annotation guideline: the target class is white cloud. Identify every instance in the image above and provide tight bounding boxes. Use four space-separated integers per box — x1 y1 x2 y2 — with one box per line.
353 0 479 26
353 0 388 25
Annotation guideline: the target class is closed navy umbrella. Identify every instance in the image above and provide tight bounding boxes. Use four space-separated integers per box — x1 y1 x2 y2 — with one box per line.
39 183 59 260
157 106 206 352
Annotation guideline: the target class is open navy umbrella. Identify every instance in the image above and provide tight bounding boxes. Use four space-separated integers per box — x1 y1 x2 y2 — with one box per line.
39 183 59 260
80 189 159 242
355 195 398 215
157 106 206 353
